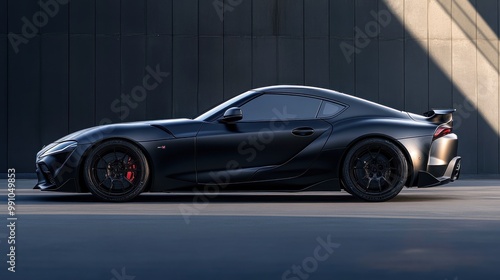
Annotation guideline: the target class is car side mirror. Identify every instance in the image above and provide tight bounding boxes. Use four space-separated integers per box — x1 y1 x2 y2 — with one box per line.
220 107 243 123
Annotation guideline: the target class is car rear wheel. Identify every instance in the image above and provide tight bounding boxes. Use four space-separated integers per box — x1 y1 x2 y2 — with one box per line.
84 139 150 202
342 138 408 202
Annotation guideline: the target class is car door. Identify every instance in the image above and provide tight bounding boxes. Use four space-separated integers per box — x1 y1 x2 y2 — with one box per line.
195 93 333 185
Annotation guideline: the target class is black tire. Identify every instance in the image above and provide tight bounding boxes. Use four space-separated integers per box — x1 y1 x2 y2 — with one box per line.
84 139 150 202
341 181 353 194
342 138 408 202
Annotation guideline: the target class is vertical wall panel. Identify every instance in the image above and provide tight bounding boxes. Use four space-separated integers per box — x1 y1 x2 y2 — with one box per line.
91 6 117 125
452 0 478 174
96 0 120 35
304 0 329 88
330 38 355 94
278 0 303 37
305 37 329 88
0 0 7 34
224 0 252 36
278 37 303 85
39 0 68 34
252 37 278 87
173 36 198 118
404 0 428 113
121 36 146 122
378 0 403 40
69 35 95 131
199 37 223 113
404 39 428 114
330 0 355 94
147 0 172 35
355 0 379 40
405 0 428 40
69 0 95 131
355 0 379 101
253 0 277 36
8 0 39 32
7 0 40 56
476 0 498 173
199 0 222 36
146 35 173 120
172 0 197 118
122 0 146 35
224 37 252 99
40 0 68 147
379 40 404 109
40 34 68 144
173 0 197 35
452 40 478 174
304 0 328 37
8 35 40 171
355 42 378 101
330 0 354 39
95 36 121 124
70 0 95 34
477 38 499 173
429 0 452 108
378 0 404 110
477 0 498 39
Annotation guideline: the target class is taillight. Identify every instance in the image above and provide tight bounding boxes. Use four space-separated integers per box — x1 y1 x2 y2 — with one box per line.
433 125 452 140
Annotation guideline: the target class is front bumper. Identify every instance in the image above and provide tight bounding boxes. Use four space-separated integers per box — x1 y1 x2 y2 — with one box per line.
34 143 91 192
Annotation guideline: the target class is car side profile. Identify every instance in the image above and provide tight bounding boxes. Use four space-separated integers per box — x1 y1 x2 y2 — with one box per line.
35 85 461 202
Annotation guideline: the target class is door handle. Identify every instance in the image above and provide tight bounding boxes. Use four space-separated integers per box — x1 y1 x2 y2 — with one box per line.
292 127 314 136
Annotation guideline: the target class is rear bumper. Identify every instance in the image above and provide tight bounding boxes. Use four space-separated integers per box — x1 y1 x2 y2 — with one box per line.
417 132 461 187
417 156 461 187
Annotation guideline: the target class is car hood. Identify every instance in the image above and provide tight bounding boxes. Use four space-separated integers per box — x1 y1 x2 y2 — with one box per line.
54 118 204 144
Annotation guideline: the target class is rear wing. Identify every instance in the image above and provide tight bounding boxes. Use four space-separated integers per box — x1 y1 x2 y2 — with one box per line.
423 109 455 125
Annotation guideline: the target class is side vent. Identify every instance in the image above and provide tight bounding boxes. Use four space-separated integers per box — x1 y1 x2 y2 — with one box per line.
150 124 176 138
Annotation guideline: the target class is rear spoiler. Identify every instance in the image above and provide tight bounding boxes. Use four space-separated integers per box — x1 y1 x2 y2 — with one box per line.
423 109 455 125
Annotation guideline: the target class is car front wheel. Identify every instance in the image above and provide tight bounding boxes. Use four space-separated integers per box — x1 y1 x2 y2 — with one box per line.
84 139 150 202
342 138 408 202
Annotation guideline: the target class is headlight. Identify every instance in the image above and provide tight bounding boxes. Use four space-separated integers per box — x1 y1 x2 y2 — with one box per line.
40 141 78 157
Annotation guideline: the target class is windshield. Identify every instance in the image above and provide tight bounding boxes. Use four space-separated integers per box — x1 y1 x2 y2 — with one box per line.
195 90 256 121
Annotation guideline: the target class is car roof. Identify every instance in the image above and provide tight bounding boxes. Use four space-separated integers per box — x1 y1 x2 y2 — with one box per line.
253 85 343 98
196 85 409 122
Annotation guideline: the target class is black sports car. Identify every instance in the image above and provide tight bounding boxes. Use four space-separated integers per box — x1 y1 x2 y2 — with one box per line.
35 85 461 202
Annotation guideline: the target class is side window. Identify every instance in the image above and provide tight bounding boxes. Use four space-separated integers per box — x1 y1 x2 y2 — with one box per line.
317 101 345 118
240 94 322 121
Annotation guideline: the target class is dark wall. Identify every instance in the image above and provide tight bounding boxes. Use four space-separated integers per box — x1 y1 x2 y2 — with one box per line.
2 0 499 175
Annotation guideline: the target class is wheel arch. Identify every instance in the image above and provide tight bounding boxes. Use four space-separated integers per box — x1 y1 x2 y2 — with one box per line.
338 134 415 188
78 137 154 193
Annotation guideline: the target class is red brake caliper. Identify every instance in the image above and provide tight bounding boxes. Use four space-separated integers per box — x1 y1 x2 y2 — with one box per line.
125 157 136 181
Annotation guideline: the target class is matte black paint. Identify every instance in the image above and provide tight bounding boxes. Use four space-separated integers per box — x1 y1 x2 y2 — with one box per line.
35 86 460 195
